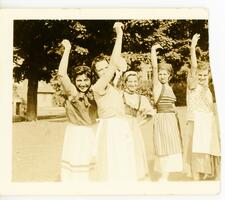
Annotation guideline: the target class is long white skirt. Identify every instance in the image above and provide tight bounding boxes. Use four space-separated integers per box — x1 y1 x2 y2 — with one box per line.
192 111 220 156
154 153 183 172
61 123 96 182
94 117 149 181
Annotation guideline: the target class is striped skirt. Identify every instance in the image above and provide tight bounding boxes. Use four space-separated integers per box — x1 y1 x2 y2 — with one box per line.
61 123 96 181
153 113 183 172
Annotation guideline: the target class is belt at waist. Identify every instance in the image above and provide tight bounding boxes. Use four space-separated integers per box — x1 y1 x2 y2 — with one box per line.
156 104 175 113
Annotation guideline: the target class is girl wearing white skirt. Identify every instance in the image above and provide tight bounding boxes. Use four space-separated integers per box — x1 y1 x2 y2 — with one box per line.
122 70 155 179
58 39 98 181
151 44 183 181
183 34 220 180
91 22 148 181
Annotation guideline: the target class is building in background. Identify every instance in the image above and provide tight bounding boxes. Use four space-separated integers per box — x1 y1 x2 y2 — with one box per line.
13 80 65 121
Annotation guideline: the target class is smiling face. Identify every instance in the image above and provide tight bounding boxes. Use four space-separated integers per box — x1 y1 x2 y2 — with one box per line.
158 69 170 84
75 74 91 93
197 69 209 86
125 75 139 93
94 60 109 78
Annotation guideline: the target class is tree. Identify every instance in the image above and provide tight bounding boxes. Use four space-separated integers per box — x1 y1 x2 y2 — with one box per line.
122 20 209 105
14 19 209 118
13 20 89 120
123 20 208 74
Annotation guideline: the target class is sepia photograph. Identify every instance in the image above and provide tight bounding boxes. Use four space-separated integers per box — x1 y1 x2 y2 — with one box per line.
0 8 222 195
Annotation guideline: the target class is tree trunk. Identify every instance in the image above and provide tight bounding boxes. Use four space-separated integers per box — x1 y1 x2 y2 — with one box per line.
26 76 38 121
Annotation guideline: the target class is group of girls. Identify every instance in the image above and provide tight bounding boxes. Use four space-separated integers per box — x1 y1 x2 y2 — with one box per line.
58 22 220 182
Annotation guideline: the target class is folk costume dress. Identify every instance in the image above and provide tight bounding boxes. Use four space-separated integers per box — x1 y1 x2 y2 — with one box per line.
183 73 221 179
122 92 155 179
153 84 183 172
61 90 98 181
92 84 148 181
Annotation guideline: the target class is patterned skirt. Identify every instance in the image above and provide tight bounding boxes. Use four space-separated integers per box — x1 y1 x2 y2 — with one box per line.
153 113 183 172
61 123 96 181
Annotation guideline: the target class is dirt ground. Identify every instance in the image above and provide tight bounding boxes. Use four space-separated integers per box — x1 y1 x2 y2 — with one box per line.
12 107 209 182
12 117 67 182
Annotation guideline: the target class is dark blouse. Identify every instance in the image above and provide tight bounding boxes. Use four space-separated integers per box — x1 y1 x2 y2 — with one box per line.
65 92 98 126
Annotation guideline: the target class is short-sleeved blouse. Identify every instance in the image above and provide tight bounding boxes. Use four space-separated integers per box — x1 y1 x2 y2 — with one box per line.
186 73 214 121
123 92 155 117
64 91 98 126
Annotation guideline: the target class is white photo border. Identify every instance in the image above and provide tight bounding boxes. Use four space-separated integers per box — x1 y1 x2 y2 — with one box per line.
0 8 223 196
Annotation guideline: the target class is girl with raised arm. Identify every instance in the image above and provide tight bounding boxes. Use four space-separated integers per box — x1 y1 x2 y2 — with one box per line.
58 39 98 181
183 34 220 180
91 22 148 181
151 44 183 181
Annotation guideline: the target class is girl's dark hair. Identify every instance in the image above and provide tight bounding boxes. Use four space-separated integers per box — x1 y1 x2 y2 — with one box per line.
91 54 110 84
70 65 92 85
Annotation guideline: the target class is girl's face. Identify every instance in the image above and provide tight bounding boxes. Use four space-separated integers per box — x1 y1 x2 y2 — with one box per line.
125 75 138 93
95 60 109 78
158 69 170 84
75 74 91 93
197 69 209 86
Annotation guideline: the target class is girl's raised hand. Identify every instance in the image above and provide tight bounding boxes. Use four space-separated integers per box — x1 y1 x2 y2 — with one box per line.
113 22 124 36
191 33 200 48
117 57 127 72
152 44 163 50
61 39 71 50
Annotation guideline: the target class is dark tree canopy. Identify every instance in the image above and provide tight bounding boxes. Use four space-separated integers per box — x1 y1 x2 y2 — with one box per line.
14 19 209 82
13 19 209 120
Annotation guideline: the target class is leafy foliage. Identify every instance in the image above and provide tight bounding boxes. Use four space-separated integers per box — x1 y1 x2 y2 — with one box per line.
14 19 210 108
